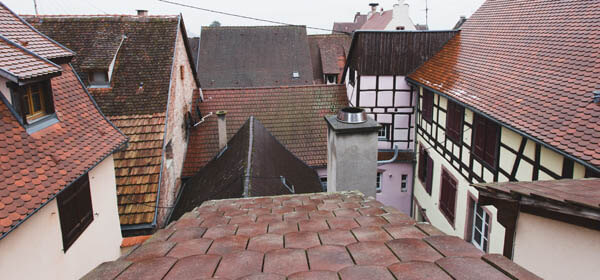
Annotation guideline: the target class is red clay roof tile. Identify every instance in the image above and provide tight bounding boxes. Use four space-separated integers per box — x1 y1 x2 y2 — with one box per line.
407 0 600 169
0 64 127 238
182 85 349 176
84 192 540 279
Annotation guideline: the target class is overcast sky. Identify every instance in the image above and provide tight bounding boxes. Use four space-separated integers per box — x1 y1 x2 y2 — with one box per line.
4 0 485 35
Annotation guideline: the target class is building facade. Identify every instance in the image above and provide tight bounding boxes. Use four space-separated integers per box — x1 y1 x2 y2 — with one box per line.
341 30 457 214
406 0 600 257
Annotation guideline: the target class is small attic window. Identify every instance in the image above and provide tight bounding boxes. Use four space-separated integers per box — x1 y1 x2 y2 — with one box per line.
292 72 300 79
325 74 337 84
89 71 109 87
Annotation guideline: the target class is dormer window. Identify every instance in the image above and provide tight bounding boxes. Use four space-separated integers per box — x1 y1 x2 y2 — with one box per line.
23 83 47 122
89 71 109 87
325 74 337 84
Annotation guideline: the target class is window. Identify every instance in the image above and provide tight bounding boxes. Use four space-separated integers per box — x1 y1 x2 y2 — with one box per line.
292 71 300 79
439 169 457 225
57 174 94 251
89 71 109 87
446 100 464 143
400 174 408 192
418 145 434 195
421 88 434 122
22 83 47 122
10 81 55 126
472 114 500 168
471 202 490 252
325 74 337 84
180 65 185 80
378 123 390 140
376 172 383 193
165 140 174 168
320 177 327 191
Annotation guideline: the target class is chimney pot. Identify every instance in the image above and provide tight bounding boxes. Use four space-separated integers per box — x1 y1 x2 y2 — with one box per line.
216 110 227 150
137 10 148 16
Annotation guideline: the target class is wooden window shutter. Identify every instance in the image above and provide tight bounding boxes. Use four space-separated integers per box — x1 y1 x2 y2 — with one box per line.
446 101 463 143
43 81 55 114
57 174 94 251
9 87 26 125
440 169 457 224
472 114 486 160
422 89 433 122
418 146 427 183
484 121 499 167
425 154 434 195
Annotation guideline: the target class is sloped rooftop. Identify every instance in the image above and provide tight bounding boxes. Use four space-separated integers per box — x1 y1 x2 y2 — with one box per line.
182 85 349 177
83 191 540 279
170 117 322 223
407 0 600 169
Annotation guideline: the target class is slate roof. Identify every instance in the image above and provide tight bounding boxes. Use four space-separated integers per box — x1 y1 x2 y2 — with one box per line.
0 3 73 60
110 114 165 225
187 36 199 72
307 34 352 83
26 15 184 115
407 0 600 169
0 34 62 82
197 26 314 88
182 85 349 177
474 178 600 215
83 191 541 280
171 117 323 222
0 63 127 238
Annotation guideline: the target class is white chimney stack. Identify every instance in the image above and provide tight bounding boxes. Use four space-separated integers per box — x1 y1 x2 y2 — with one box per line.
216 110 227 150
368 3 379 18
326 108 381 197
137 10 148 16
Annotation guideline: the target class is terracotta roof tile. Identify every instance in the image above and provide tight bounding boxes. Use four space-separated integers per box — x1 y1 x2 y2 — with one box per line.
182 85 349 176
360 10 394 30
0 4 73 59
0 36 61 82
0 64 127 238
307 34 352 83
407 0 600 168
84 192 540 279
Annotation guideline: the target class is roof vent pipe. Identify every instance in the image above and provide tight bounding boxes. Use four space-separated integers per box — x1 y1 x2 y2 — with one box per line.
216 110 227 150
137 10 148 16
337 107 367 124
594 90 600 103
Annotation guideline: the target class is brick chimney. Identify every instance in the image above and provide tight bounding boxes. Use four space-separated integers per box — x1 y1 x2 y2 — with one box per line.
137 10 148 16
325 108 381 197
216 110 227 150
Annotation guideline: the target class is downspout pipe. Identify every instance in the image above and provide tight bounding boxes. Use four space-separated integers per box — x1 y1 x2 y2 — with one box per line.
377 145 399 165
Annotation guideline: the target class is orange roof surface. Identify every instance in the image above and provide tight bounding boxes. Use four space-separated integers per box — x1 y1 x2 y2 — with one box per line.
182 85 349 177
0 3 73 59
83 191 541 279
0 64 127 237
0 35 61 82
407 0 600 169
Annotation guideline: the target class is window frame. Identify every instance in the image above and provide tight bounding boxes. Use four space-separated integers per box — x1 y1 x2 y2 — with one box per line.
470 201 491 252
439 168 458 227
378 123 390 140
88 70 110 87
376 172 383 193
421 88 434 123
8 80 56 127
400 174 408 192
472 113 500 169
418 144 434 195
445 100 464 144
320 177 327 192
57 173 94 252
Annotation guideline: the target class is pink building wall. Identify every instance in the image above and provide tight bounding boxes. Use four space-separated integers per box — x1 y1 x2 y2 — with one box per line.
344 73 416 214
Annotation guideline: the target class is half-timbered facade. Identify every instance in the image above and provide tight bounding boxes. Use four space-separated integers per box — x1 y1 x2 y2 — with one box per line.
406 0 600 258
341 30 457 213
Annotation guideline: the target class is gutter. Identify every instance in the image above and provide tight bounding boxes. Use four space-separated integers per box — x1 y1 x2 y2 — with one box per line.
405 77 600 174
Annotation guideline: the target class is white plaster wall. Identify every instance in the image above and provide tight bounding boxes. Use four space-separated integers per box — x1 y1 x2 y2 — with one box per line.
0 76 12 103
513 213 600 280
0 155 122 280
385 3 417 31
413 138 505 254
157 25 198 226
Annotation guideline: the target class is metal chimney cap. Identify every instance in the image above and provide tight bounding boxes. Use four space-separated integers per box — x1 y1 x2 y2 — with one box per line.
337 107 367 124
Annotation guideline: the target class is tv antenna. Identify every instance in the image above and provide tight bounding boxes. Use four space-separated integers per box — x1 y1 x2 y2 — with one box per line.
33 0 39 16
424 0 429 26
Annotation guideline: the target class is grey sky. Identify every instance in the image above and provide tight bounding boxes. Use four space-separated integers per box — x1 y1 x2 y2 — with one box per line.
4 0 485 35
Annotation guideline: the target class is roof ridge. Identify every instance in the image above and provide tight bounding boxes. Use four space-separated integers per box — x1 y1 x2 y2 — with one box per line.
22 14 178 20
203 25 307 29
204 84 346 91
